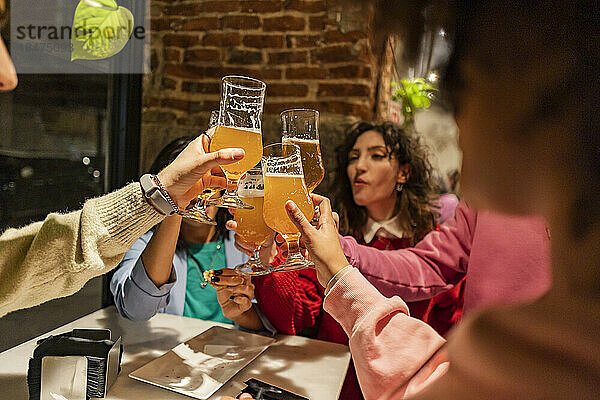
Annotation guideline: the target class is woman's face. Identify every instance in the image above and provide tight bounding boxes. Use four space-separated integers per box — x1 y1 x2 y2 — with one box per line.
0 35 17 91
346 130 406 209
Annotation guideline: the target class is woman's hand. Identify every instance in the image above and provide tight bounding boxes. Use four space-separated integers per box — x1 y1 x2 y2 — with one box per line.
226 221 279 266
211 269 254 320
220 394 254 400
211 269 265 331
157 135 244 209
284 194 349 287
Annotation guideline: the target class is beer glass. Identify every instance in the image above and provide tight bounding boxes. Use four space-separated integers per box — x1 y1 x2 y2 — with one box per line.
179 111 221 225
209 76 266 209
262 143 315 271
281 109 324 193
234 166 275 276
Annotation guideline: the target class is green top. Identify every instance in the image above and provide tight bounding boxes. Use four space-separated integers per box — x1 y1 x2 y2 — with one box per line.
182 238 232 324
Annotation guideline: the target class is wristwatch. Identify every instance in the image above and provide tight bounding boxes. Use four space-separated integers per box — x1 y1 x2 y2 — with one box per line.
139 174 178 216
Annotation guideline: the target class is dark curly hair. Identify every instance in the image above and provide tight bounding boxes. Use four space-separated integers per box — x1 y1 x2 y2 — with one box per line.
149 136 231 242
332 121 440 242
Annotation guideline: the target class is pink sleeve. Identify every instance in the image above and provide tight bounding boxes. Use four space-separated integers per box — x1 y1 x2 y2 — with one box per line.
339 202 475 301
324 268 448 400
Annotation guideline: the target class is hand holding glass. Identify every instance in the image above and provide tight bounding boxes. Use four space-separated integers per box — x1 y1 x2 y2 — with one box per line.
281 109 324 193
262 143 314 271
209 76 265 210
234 166 275 276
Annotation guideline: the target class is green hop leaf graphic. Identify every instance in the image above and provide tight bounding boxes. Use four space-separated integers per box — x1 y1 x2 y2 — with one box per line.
71 0 134 61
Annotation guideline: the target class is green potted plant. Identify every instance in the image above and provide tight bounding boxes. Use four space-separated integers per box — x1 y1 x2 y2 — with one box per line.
391 78 438 129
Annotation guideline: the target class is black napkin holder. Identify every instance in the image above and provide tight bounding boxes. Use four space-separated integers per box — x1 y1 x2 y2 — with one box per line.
27 329 122 400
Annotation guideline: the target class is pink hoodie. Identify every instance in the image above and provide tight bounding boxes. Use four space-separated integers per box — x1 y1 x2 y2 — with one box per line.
339 202 552 314
324 268 600 399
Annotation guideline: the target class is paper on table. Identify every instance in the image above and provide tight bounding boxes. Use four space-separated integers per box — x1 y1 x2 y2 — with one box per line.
129 326 275 399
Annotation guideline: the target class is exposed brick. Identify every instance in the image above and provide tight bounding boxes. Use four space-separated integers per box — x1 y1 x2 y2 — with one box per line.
286 67 327 79
312 45 357 63
201 66 282 80
268 50 308 64
228 49 263 64
163 4 202 16
151 50 158 69
143 97 161 108
308 16 326 31
328 65 372 79
162 98 205 114
163 34 200 48
264 102 322 114
180 17 220 31
150 4 163 17
325 101 372 119
184 48 221 63
267 83 309 97
143 111 177 123
202 32 241 46
221 15 261 30
243 34 284 48
198 1 241 13
162 78 177 90
181 81 221 94
240 1 282 13
318 83 371 97
164 48 182 63
177 116 209 127
151 18 170 31
263 16 305 32
286 34 321 48
324 30 367 43
165 64 206 79
285 0 326 13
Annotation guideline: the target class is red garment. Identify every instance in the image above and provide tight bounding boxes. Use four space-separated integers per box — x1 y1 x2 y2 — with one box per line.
358 235 465 337
253 236 464 400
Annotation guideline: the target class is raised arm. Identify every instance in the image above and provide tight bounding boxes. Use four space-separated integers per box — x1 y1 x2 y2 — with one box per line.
0 184 164 318
339 202 475 301
110 224 181 321
324 268 448 400
0 136 245 317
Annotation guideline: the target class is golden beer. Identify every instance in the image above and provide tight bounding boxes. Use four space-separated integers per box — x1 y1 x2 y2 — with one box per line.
234 196 274 245
263 174 314 236
282 137 324 192
209 126 263 180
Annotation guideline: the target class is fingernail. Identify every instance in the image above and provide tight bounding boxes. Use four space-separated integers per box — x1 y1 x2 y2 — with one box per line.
229 295 235 300
211 276 220 282
213 270 223 276
232 149 244 160
285 200 296 211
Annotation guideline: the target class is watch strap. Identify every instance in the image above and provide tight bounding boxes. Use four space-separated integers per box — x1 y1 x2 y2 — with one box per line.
140 174 178 216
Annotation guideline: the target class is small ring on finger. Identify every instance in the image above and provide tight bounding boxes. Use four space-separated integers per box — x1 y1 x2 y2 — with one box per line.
200 131 211 141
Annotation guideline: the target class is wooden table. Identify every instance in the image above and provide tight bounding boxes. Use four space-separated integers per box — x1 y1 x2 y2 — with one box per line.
0 306 351 399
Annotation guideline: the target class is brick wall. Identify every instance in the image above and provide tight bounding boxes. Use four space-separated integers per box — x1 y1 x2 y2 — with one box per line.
142 0 392 193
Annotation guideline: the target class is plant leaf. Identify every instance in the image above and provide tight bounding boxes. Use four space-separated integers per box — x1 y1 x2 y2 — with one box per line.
71 0 134 61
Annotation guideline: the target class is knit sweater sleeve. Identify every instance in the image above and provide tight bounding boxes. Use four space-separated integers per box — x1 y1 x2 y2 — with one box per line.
252 267 323 336
324 268 448 400
0 183 164 317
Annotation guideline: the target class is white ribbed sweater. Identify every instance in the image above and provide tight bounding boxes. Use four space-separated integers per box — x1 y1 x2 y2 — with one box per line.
0 183 164 317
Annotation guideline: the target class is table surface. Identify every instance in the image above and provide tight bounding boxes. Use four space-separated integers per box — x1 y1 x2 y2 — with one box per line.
0 306 351 399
